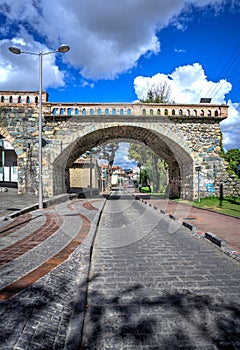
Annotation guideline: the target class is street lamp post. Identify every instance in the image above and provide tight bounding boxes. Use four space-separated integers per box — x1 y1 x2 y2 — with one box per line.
86 151 93 197
195 166 202 202
9 45 70 209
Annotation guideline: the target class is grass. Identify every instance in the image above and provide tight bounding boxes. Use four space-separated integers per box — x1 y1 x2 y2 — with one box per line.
178 196 240 218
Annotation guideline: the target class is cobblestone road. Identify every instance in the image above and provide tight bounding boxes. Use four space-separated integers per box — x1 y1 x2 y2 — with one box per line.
81 189 240 350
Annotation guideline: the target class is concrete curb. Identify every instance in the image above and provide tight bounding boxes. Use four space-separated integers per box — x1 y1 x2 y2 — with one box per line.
0 193 77 224
205 231 226 248
134 193 239 262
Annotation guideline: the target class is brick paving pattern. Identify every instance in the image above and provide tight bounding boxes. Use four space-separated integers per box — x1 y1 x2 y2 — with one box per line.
0 189 239 349
0 197 105 349
81 189 240 349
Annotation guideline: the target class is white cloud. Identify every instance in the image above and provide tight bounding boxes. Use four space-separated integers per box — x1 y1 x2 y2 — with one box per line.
134 63 239 149
0 31 66 90
113 142 137 169
0 0 238 150
0 0 237 85
221 100 240 150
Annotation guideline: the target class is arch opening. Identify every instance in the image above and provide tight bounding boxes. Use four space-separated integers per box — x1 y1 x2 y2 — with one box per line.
52 126 193 199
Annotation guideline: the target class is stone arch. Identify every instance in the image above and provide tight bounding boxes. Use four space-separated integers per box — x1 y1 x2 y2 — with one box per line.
50 124 194 199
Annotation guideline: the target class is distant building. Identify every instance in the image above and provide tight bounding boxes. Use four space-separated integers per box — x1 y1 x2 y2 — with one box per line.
69 156 100 195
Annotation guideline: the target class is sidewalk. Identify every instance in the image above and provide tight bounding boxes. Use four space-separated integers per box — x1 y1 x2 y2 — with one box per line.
0 193 106 349
134 192 240 256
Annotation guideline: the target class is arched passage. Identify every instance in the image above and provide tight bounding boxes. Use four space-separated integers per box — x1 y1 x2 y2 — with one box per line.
0 133 18 187
51 125 194 199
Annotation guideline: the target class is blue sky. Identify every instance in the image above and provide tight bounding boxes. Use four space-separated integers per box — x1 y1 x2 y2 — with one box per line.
0 0 240 169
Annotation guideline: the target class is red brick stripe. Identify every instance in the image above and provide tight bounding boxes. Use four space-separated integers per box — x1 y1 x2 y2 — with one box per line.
0 213 32 237
0 212 63 266
0 212 91 300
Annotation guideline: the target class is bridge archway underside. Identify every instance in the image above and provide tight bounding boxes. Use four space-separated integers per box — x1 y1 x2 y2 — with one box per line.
52 124 193 199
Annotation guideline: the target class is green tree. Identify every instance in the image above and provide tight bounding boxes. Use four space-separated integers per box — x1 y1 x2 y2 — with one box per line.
221 148 240 177
128 143 168 193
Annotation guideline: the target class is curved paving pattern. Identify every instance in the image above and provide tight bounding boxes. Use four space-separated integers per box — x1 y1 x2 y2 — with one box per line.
0 199 97 300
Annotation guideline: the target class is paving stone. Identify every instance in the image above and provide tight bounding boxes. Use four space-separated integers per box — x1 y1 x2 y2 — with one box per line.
81 189 240 350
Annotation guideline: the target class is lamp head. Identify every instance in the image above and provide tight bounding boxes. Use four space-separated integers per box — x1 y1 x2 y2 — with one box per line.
9 46 21 55
57 45 70 53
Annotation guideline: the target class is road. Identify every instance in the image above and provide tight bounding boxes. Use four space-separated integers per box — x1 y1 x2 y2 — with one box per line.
81 188 240 350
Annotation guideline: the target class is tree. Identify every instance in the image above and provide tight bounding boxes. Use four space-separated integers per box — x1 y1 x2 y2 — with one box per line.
221 148 240 178
128 143 168 193
141 81 172 103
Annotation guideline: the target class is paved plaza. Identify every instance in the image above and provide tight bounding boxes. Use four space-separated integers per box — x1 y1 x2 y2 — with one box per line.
0 189 239 349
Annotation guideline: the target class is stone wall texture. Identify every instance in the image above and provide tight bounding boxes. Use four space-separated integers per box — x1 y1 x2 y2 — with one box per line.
0 91 239 200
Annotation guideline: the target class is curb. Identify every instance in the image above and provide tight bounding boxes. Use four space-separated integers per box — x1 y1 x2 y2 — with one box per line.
205 231 226 248
0 193 77 224
134 194 239 263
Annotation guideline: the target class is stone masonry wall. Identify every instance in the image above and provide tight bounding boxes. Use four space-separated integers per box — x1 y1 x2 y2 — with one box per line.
0 92 238 200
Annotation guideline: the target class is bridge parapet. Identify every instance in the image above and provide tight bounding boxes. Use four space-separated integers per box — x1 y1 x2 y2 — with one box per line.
0 91 228 120
46 102 228 120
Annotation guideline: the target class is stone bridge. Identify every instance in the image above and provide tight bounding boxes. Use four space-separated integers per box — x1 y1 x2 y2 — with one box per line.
0 91 228 200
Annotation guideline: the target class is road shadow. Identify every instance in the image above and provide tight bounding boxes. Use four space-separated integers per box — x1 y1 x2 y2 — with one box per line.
81 283 240 349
